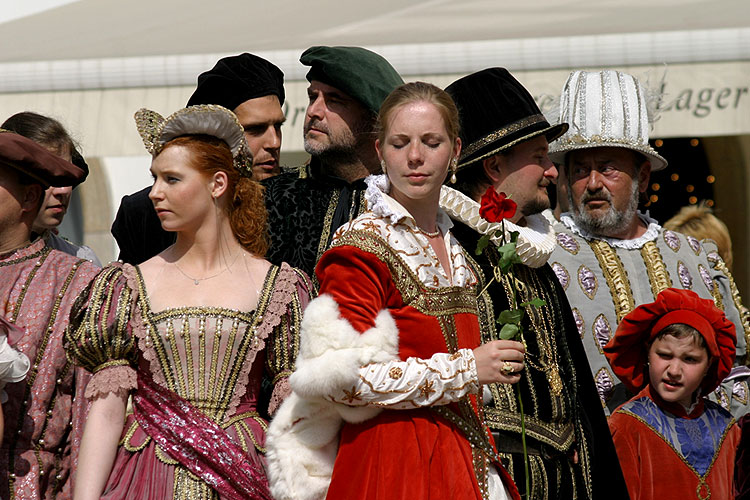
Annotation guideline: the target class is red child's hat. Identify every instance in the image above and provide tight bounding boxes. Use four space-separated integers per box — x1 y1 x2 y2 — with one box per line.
603 288 736 395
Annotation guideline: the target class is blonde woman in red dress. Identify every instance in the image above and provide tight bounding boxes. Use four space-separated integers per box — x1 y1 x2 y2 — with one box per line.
268 82 523 500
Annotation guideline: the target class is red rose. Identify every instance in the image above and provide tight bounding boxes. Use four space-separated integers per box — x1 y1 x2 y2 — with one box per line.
479 187 517 223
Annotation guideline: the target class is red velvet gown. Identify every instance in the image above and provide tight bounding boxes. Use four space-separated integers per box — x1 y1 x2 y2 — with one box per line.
316 217 519 500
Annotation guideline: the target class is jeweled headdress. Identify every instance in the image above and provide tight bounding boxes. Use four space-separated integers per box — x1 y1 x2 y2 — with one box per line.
135 104 253 178
548 70 667 171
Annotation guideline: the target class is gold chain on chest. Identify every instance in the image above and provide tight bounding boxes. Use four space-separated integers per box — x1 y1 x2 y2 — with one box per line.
500 269 564 397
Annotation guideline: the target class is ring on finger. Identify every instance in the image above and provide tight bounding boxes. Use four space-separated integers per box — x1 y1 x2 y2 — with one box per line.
501 361 514 375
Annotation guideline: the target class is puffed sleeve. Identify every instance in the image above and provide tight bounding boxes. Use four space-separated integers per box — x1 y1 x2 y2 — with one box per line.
0 316 30 388
66 264 138 401
291 245 479 411
316 243 394 333
327 349 479 408
264 265 315 415
704 240 750 360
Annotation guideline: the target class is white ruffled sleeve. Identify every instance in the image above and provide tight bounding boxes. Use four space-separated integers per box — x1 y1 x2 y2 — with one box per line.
0 334 30 403
327 348 479 408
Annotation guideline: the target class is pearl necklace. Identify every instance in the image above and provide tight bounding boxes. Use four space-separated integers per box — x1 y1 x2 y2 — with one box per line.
416 225 441 238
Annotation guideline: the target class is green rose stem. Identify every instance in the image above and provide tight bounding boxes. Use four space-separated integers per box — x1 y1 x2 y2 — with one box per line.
476 218 535 498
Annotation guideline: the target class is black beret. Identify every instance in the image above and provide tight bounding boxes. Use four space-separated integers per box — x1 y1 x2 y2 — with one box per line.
300 46 403 115
0 131 85 187
187 53 285 110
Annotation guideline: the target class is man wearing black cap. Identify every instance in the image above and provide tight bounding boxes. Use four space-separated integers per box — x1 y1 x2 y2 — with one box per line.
111 52 286 264
439 68 628 499
263 46 403 281
0 131 100 499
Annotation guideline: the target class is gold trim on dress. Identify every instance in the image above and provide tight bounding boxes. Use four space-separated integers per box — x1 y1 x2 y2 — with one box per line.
331 230 477 316
707 254 750 354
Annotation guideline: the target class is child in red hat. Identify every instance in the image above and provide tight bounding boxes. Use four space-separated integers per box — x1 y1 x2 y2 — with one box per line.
603 288 740 500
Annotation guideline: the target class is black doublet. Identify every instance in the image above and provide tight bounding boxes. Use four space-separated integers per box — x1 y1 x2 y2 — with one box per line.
263 158 367 282
451 220 630 500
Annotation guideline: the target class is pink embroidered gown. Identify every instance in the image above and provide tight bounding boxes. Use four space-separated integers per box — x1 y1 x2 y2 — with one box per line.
66 262 312 500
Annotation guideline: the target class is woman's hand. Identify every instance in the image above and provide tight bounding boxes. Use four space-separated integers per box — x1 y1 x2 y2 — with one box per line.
473 340 525 385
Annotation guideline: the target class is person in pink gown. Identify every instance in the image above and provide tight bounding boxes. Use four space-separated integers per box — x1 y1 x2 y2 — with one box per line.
0 131 98 499
66 105 312 500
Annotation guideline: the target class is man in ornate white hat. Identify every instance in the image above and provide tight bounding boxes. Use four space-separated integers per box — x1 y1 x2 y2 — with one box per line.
441 68 629 500
548 69 750 417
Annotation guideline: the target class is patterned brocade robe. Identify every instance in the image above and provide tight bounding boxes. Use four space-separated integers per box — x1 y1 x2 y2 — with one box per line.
0 239 100 500
550 213 750 416
263 160 368 284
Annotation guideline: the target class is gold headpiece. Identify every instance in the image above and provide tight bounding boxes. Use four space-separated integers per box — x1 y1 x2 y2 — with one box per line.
134 104 253 178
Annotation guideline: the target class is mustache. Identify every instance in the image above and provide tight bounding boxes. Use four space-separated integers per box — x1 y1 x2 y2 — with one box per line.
304 119 328 135
580 188 611 204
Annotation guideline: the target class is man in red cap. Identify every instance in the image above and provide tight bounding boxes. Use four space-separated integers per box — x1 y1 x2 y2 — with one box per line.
0 131 100 499
604 288 740 500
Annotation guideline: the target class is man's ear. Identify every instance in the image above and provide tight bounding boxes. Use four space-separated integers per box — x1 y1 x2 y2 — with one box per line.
482 154 504 185
638 160 652 193
20 184 43 214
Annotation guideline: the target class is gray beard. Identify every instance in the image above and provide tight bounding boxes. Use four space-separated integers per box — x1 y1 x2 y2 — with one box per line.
304 139 359 166
571 179 640 237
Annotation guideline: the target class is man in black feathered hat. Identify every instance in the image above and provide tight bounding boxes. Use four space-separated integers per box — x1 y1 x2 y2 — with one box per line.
111 53 286 264
263 46 403 282
439 68 630 499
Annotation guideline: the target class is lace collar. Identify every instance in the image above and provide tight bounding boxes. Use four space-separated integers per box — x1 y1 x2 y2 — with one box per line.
356 175 473 288
559 211 661 249
365 174 453 233
438 186 557 268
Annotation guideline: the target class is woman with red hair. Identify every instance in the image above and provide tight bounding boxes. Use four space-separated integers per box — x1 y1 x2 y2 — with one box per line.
67 105 312 500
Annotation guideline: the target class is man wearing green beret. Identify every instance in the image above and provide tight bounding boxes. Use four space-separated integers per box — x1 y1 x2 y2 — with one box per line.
263 46 403 285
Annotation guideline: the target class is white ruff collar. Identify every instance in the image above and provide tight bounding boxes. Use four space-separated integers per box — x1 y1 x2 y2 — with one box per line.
559 211 661 249
438 186 556 268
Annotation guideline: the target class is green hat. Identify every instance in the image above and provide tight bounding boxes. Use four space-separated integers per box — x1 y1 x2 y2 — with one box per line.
300 46 404 115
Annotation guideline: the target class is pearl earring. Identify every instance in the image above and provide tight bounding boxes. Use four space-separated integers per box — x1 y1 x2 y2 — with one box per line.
450 157 458 184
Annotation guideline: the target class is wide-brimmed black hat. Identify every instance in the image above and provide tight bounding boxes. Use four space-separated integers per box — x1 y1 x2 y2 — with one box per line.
446 68 568 169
